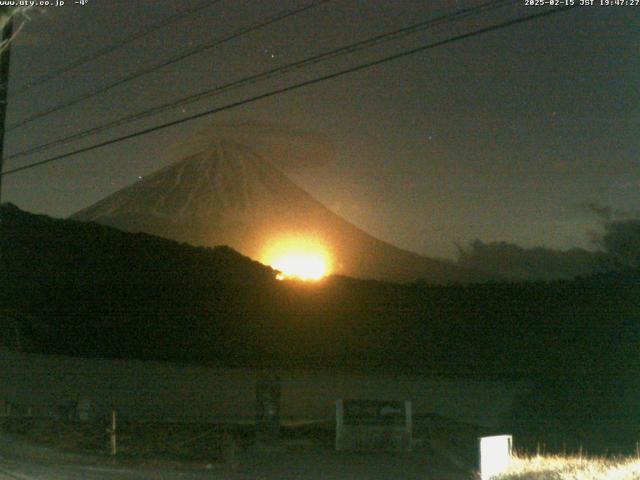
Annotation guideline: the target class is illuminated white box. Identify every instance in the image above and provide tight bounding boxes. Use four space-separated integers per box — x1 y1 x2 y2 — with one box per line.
479 434 512 480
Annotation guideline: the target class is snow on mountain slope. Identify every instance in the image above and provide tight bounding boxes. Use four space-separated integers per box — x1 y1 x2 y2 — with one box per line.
72 140 489 284
75 141 317 222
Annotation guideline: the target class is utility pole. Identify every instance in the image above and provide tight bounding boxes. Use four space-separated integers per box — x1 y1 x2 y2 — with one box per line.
0 12 13 203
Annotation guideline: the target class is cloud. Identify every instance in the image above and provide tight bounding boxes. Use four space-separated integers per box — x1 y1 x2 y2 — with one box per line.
597 219 640 269
455 240 611 281
581 201 640 221
458 203 640 279
580 202 640 268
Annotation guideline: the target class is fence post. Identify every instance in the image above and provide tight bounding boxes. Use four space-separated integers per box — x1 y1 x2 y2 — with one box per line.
404 400 412 452
335 399 344 452
108 408 117 456
255 372 281 447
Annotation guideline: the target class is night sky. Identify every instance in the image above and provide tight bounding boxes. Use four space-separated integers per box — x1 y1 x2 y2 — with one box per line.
2 0 638 259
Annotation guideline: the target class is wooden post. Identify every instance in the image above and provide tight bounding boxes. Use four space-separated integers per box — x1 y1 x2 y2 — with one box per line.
108 408 117 456
404 400 412 452
255 372 281 447
335 399 344 452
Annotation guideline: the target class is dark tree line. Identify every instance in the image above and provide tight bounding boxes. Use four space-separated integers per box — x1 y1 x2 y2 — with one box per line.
2 204 638 449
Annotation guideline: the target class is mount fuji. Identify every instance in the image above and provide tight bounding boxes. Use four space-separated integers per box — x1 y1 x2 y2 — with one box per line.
71 139 488 284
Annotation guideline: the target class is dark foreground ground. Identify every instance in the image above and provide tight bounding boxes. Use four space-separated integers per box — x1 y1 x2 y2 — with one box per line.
0 417 482 479
0 440 474 480
0 451 470 480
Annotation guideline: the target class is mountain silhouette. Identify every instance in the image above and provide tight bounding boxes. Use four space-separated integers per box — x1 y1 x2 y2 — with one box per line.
72 139 489 284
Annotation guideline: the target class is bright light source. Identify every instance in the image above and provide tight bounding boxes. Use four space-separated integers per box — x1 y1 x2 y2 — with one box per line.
262 236 332 281
273 253 327 281
479 435 513 480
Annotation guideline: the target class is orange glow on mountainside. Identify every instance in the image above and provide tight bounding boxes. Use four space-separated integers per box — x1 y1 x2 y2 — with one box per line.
262 237 332 281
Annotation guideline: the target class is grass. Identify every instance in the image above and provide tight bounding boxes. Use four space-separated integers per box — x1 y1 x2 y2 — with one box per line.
494 453 640 479
0 417 253 462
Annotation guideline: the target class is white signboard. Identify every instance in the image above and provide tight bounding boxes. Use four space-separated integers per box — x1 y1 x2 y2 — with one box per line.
336 399 412 452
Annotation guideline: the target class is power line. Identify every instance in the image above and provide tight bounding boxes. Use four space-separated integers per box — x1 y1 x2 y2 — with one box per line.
6 0 330 131
8 0 223 96
0 5 576 179
6 0 513 162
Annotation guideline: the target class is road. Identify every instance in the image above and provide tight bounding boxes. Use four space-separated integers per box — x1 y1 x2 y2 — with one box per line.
0 448 471 479
0 440 470 480
0 460 247 480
